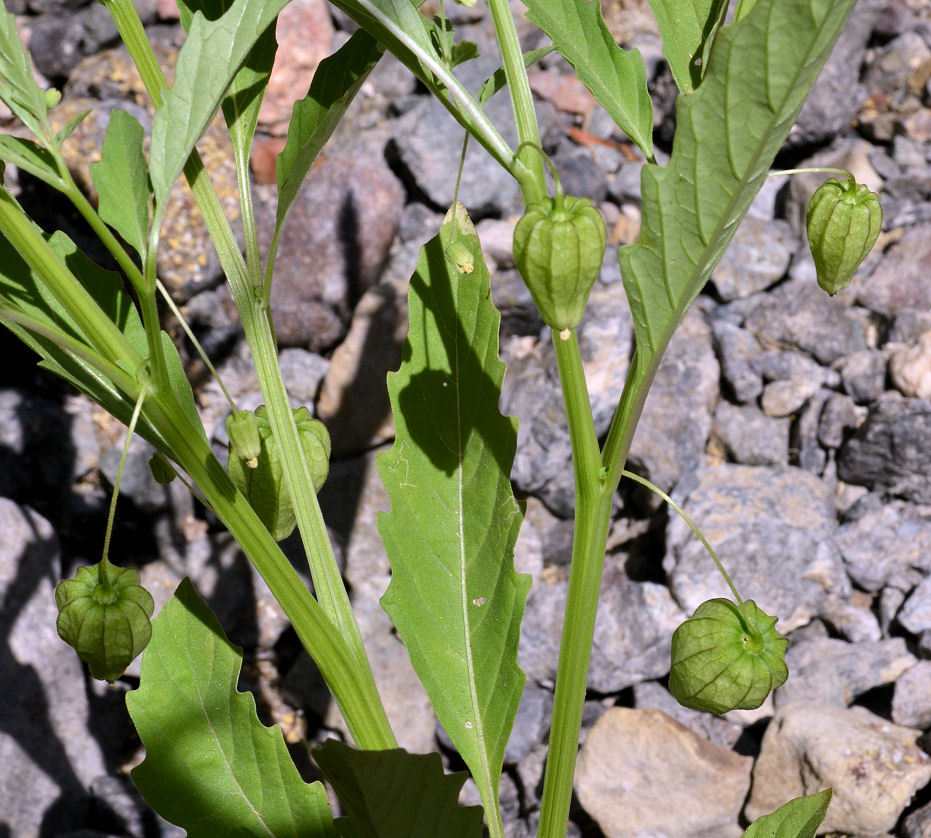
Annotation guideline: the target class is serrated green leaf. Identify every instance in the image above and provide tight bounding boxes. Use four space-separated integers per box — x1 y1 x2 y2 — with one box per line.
0 135 65 189
313 740 483 838
222 25 277 173
478 46 554 105
377 203 530 827
618 0 857 368
0 4 49 135
275 29 382 235
126 579 337 837
55 108 90 144
149 0 289 204
742 789 832 838
646 0 728 92
523 0 653 158
91 109 152 258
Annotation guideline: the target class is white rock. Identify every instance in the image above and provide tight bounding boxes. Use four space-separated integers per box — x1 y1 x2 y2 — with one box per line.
575 707 751 838
745 703 931 835
890 331 931 399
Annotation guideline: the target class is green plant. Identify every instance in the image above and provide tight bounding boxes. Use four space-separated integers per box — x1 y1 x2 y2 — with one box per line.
0 0 876 835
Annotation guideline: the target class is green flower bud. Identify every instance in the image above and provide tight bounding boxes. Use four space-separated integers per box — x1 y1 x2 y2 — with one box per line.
148 452 175 485
513 194 606 331
226 409 262 468
44 88 61 109
226 406 331 541
669 598 787 714
445 239 474 274
806 176 882 296
55 558 154 682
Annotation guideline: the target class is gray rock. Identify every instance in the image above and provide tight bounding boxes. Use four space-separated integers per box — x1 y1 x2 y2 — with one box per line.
818 392 865 449
891 331 931 400
892 660 931 729
786 0 875 147
712 401 789 466
0 389 72 502
711 320 763 403
837 392 931 503
889 309 931 346
819 595 883 643
759 378 820 417
257 152 404 351
855 223 931 315
316 275 409 456
835 499 931 591
745 703 931 836
899 574 931 634
575 707 751 838
881 586 909 637
665 465 846 631
755 347 836 388
629 309 719 494
864 30 931 97
278 349 330 406
711 217 795 301
29 3 132 79
904 800 931 838
502 283 632 517
776 636 915 707
0 500 108 835
743 279 867 365
391 59 520 215
99 437 170 513
505 679 552 765
518 557 685 693
793 388 831 474
836 349 889 403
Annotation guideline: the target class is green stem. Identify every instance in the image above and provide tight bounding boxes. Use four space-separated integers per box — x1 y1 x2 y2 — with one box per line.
486 0 546 204
620 469 742 603
107 0 393 740
102 385 149 563
768 166 852 180
148 397 396 749
538 328 612 838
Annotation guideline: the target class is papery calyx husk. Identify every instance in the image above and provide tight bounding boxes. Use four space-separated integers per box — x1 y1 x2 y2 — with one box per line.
513 193 606 331
668 598 787 714
55 558 154 682
226 405 331 541
806 176 882 296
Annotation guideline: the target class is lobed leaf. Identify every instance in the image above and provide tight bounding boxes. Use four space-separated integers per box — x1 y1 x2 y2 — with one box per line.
742 789 832 838
523 0 653 158
377 203 530 824
618 0 858 368
149 0 289 204
0 4 49 136
126 579 337 837
91 109 152 258
646 0 728 92
276 29 382 237
0 135 64 189
313 740 483 838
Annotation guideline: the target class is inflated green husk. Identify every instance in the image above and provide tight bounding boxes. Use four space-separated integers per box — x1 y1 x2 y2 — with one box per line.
56 559 154 682
226 405 331 541
806 177 882 296
513 194 606 330
669 598 787 714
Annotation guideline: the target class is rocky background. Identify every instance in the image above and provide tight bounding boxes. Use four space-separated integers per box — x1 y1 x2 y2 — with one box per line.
1 0 931 835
